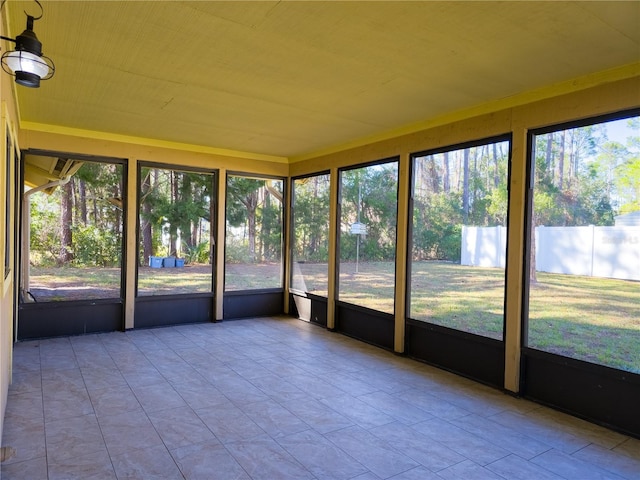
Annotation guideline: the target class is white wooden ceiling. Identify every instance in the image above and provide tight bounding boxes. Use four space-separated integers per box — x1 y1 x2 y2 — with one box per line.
4 1 640 159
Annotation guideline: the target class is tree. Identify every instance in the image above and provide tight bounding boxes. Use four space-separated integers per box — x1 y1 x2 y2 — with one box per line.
29 161 125 268
59 178 74 264
616 157 640 213
138 168 213 264
292 175 330 263
526 120 636 282
413 141 510 262
140 168 154 264
340 165 398 262
227 177 262 262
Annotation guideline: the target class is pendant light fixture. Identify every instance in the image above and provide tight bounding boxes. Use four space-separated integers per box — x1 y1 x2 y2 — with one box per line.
0 0 55 88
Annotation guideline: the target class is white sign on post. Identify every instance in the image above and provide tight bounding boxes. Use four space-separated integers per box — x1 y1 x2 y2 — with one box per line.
350 222 367 235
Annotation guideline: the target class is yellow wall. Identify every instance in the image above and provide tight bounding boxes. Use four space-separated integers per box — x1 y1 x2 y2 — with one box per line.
1 70 638 442
0 20 21 447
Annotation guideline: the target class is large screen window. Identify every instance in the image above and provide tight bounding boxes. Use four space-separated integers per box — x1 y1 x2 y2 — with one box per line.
225 175 284 291
338 160 398 314
410 137 511 339
526 114 640 373
138 165 216 296
291 173 330 296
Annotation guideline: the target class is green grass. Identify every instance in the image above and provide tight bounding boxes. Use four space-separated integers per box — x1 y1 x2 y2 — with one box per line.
29 266 121 301
225 263 283 291
410 262 506 338
138 265 214 295
527 272 639 372
312 261 640 374
29 261 640 373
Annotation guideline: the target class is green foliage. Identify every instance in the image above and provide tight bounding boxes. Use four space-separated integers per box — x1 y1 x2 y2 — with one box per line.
226 177 263 227
292 175 330 263
532 118 640 227
29 162 124 267
487 184 508 224
72 224 121 267
225 239 253 264
413 193 463 261
340 164 399 262
184 241 211 264
29 196 60 266
412 141 510 262
225 176 283 264
139 168 214 262
615 156 640 213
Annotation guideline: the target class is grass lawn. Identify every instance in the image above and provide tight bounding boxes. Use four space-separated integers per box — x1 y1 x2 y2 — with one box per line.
410 262 507 339
28 261 639 373
225 263 283 291
138 265 214 295
298 261 640 373
28 266 121 301
527 272 640 372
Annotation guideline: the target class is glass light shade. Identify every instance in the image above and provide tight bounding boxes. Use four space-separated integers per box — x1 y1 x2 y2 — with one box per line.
4 50 51 79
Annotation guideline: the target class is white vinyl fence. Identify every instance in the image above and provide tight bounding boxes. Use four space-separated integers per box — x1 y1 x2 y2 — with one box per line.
460 225 507 268
461 225 640 281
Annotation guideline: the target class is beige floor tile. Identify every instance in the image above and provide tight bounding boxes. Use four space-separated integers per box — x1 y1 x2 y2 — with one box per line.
111 444 183 480
47 448 116 480
171 441 251 480
0 456 48 480
98 409 164 457
3 317 638 480
45 413 106 462
531 448 627 480
225 435 315 480
325 425 420 478
147 406 218 450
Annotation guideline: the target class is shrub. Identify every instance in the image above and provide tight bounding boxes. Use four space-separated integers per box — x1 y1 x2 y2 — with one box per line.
72 225 121 267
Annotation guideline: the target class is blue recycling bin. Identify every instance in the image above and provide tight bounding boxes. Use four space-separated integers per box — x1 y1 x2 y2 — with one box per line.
149 256 163 268
163 256 176 268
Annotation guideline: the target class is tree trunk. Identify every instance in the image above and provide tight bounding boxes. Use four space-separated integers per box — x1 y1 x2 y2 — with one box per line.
310 177 319 255
429 156 440 193
492 143 500 188
113 184 121 239
169 171 178 257
545 132 554 177
78 179 87 225
248 207 257 262
472 148 479 220
443 151 450 193
59 179 74 264
141 170 153 265
209 188 215 265
558 130 566 189
462 148 470 223
263 192 272 260
239 189 259 263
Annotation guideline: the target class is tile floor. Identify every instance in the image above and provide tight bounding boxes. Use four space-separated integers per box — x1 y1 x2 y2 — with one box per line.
1 316 639 480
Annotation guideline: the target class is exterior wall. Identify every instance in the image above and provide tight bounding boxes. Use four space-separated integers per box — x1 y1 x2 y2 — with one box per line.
0 15 21 448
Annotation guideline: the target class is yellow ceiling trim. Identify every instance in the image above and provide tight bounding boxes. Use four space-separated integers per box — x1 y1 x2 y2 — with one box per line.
19 122 289 164
291 62 640 163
